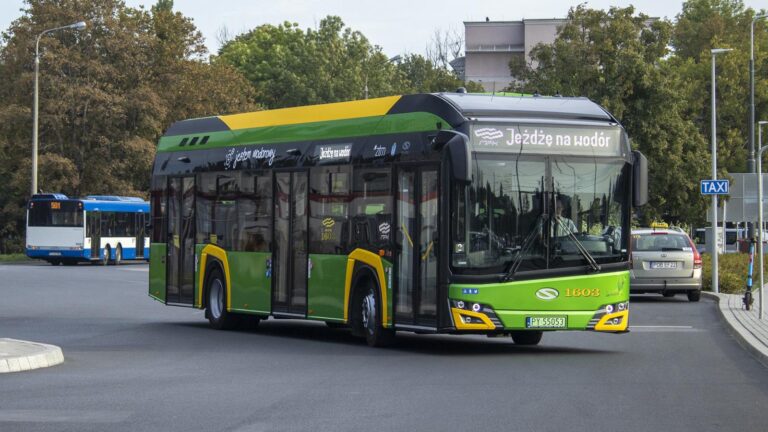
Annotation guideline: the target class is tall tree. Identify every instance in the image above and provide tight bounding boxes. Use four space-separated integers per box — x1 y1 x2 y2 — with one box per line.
217 16 480 109
0 0 254 252
508 5 711 225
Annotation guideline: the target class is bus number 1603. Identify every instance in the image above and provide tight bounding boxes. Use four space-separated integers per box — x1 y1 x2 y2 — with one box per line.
566 288 600 297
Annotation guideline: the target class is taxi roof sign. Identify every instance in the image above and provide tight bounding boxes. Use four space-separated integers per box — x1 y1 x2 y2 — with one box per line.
650 221 669 229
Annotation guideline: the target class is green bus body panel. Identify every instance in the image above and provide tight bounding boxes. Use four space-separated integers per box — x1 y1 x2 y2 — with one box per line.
157 112 451 153
449 270 630 330
227 251 272 314
148 243 166 303
307 254 348 321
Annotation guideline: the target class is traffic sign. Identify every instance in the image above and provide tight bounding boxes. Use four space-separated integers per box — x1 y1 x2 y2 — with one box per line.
701 179 729 195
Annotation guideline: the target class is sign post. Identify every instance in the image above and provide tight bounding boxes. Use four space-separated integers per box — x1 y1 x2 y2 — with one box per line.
702 179 730 293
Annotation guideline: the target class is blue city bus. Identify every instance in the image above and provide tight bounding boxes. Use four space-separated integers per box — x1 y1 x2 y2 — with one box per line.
26 194 150 265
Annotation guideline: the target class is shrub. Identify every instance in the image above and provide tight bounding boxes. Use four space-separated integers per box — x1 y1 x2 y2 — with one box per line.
701 252 768 294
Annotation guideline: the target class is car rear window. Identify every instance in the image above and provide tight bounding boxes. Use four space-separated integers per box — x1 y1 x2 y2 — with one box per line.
632 234 691 251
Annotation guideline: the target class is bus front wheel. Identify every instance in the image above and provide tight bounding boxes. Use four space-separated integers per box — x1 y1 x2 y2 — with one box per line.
206 268 237 330
101 246 110 266
510 331 543 346
355 280 394 347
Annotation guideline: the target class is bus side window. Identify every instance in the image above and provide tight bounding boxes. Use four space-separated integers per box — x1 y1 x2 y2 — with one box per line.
309 166 350 254
151 176 167 243
196 173 216 245
239 172 272 252
351 168 391 252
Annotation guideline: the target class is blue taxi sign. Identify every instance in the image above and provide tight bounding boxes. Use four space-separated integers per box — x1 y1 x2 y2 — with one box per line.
700 179 729 195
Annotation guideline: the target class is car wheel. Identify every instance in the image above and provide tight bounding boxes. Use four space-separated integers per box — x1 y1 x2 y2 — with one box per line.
206 268 238 330
687 290 701 302
510 331 543 345
357 280 394 347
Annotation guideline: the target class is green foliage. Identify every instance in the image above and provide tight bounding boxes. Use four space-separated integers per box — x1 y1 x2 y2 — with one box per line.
0 0 255 253
507 1 767 227
701 252 767 293
217 16 470 109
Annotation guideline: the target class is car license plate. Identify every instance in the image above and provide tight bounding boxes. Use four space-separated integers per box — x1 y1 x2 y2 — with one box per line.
651 261 677 269
526 316 567 329
48 252 61 256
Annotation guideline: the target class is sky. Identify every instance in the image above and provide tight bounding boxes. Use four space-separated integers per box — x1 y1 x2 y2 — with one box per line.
1 0 766 56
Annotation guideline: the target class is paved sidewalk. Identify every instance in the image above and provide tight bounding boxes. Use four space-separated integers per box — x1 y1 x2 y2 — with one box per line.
703 291 768 368
0 338 64 373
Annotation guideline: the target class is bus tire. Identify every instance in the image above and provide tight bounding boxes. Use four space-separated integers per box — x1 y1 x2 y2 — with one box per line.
101 246 110 266
354 278 394 347
113 245 122 266
206 267 238 330
49 259 61 266
510 331 543 346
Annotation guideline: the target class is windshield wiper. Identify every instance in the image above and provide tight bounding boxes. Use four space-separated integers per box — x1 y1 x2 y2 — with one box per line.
555 217 601 272
502 216 544 282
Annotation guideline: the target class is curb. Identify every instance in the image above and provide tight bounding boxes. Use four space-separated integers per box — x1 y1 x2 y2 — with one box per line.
0 338 64 373
703 292 768 368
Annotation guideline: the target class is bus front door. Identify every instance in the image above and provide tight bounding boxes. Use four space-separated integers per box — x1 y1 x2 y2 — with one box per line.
272 171 308 316
88 211 101 259
395 166 439 328
135 213 145 259
167 177 196 305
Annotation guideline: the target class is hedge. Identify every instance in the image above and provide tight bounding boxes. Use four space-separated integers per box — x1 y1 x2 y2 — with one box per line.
701 253 768 294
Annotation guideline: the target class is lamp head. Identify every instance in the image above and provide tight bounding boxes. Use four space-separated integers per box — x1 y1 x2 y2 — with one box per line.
711 48 734 55
760 121 768 126
69 21 86 31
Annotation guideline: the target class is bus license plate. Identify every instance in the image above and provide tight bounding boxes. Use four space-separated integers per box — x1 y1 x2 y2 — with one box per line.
651 261 677 269
48 252 61 256
526 316 567 329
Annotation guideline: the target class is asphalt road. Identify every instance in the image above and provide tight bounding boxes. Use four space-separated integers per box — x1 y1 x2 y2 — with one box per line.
1 261 767 432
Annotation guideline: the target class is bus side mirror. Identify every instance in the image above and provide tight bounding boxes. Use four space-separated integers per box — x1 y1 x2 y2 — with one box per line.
432 130 471 183
632 150 648 207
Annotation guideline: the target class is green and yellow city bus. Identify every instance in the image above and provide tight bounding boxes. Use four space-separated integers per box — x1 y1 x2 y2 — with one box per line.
148 92 648 346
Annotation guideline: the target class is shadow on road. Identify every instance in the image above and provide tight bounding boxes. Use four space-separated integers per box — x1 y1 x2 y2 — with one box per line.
630 295 706 304
164 319 614 356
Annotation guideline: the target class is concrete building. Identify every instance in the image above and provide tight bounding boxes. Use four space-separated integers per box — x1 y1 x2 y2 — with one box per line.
463 19 566 92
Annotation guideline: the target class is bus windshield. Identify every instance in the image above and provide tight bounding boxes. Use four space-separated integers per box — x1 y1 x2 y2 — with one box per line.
452 154 629 273
28 201 83 228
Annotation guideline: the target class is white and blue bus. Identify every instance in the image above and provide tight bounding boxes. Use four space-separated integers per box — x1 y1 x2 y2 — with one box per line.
26 194 150 265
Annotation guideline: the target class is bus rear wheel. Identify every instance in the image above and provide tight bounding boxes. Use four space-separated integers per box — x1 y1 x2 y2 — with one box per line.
112 245 122 266
510 331 543 346
355 280 394 347
206 268 238 330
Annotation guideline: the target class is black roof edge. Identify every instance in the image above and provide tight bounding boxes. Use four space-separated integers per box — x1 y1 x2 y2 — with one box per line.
164 116 230 137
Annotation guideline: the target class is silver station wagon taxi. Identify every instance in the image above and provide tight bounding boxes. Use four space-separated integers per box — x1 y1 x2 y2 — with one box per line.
630 228 702 302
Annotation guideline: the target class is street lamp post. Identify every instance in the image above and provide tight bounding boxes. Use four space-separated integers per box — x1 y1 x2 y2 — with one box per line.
364 55 401 99
31 21 86 196
711 48 733 294
758 120 768 320
748 14 767 240
749 14 767 174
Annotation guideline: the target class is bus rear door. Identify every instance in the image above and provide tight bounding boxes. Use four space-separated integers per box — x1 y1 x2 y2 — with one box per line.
167 177 196 305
